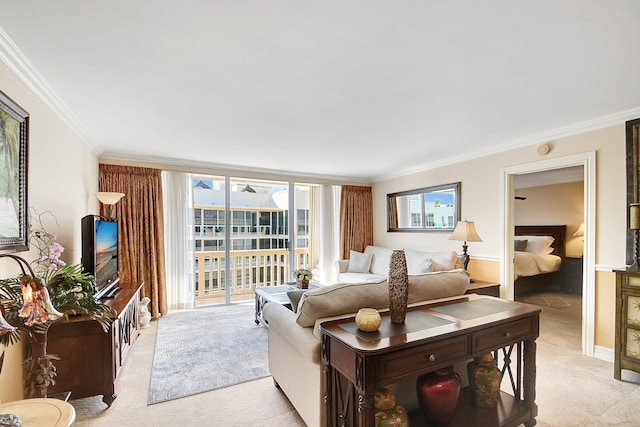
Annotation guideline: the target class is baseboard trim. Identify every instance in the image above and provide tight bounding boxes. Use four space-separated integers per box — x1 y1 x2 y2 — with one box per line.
593 345 614 363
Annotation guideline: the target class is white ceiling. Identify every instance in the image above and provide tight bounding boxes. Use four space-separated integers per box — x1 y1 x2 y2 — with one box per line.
1 1 639 183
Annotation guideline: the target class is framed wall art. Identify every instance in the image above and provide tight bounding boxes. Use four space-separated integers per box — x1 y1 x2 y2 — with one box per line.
0 90 29 253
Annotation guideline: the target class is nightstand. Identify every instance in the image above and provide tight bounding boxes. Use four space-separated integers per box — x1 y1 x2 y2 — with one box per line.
562 257 583 294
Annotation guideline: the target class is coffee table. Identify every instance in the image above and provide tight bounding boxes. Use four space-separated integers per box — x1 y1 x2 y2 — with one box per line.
254 283 319 326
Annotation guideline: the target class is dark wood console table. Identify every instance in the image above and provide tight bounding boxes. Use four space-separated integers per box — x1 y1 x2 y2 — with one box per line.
320 294 540 427
47 281 143 406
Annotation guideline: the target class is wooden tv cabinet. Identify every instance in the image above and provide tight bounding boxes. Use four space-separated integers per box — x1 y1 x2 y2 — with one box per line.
47 281 143 406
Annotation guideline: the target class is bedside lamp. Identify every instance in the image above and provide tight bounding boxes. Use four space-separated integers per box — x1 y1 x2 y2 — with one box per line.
95 192 125 218
630 204 640 269
573 223 584 238
449 220 483 270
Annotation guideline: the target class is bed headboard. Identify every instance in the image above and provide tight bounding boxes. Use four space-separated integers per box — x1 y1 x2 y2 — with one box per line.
515 225 567 258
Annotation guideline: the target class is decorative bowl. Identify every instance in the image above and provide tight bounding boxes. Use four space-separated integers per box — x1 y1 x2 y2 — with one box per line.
355 308 382 332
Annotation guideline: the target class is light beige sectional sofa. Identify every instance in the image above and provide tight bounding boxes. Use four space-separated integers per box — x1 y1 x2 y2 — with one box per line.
336 245 462 284
263 269 470 427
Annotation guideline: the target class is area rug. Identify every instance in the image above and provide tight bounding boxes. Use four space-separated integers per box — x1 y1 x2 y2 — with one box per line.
148 303 269 404
518 291 582 309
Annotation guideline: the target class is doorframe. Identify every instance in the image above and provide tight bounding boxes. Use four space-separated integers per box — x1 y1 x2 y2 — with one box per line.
501 151 596 356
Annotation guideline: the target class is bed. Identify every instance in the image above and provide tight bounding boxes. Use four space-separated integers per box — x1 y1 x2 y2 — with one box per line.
514 225 566 297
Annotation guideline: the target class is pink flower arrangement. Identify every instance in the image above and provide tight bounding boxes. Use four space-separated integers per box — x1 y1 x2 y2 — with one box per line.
30 210 67 274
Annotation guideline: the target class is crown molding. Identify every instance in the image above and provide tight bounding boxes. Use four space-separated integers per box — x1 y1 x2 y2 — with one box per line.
0 26 100 153
373 106 640 182
99 153 373 186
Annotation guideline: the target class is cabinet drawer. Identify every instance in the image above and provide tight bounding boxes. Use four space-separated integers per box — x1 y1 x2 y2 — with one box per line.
472 318 533 353
628 275 640 288
380 336 468 380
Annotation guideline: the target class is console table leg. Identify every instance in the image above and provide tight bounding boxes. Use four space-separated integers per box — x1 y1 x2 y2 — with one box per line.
102 393 116 407
523 339 538 426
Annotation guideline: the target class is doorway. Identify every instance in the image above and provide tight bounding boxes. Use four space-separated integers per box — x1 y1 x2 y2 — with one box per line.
501 151 596 357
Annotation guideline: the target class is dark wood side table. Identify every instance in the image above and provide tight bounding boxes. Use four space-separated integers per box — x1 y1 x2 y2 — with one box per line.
320 294 540 427
466 280 501 297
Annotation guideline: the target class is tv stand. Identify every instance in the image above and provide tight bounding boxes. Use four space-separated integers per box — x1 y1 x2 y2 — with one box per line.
47 281 143 406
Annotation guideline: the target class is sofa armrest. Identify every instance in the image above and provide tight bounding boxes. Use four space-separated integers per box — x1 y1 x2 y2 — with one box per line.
263 301 322 364
336 259 349 273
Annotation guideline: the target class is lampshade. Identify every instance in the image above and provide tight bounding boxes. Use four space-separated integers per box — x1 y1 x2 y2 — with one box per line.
573 223 585 237
448 220 483 242
95 192 125 205
631 204 640 230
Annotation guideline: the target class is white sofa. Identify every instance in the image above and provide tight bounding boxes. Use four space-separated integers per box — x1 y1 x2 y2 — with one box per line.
263 269 470 427
336 245 462 284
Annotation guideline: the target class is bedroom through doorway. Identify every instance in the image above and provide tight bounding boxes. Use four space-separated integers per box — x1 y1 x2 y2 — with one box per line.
502 151 596 357
512 168 584 331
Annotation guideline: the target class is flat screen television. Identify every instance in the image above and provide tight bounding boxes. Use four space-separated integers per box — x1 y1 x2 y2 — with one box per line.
81 215 120 299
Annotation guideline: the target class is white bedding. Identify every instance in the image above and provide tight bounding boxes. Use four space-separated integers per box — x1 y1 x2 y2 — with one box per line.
514 251 562 279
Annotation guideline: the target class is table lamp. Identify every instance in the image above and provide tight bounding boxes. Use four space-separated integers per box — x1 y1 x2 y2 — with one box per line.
448 220 483 270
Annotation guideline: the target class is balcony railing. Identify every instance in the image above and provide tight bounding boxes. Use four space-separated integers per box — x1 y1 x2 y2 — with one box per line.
195 248 310 302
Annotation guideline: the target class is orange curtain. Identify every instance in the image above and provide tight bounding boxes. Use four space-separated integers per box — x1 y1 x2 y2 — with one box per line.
98 164 168 318
388 196 398 229
339 185 373 259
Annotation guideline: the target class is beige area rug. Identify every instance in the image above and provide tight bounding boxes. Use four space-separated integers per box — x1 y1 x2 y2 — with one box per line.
518 291 582 309
148 303 269 404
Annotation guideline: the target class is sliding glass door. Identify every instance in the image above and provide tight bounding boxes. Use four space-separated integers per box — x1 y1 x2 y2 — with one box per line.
193 175 227 305
192 175 317 305
227 177 289 303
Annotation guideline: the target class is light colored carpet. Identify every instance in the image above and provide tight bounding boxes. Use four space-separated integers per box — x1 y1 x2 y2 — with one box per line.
147 303 269 404
518 291 582 309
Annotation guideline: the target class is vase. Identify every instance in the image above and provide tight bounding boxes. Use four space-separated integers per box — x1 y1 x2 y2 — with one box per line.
467 353 503 408
416 366 462 426
374 387 409 427
355 308 382 332
297 279 309 289
388 250 409 324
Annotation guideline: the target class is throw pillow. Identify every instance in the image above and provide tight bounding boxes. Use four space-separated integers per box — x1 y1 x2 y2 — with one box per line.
413 258 433 274
518 235 554 255
514 239 528 251
347 250 373 273
287 290 307 313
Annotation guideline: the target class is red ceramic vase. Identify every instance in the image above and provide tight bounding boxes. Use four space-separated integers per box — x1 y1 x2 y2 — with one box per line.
416 366 462 426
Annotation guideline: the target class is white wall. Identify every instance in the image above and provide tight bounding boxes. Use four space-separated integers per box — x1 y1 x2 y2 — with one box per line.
515 181 584 258
373 126 626 268
0 59 100 402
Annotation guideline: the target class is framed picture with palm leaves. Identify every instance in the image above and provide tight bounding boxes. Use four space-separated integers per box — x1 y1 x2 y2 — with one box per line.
0 90 29 254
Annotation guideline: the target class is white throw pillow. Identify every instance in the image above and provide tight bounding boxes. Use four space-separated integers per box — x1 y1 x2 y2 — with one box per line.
412 258 433 274
347 250 373 273
517 235 554 255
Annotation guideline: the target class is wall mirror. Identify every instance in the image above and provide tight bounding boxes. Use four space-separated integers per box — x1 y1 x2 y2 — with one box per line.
387 182 460 232
0 90 29 254
626 118 640 265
